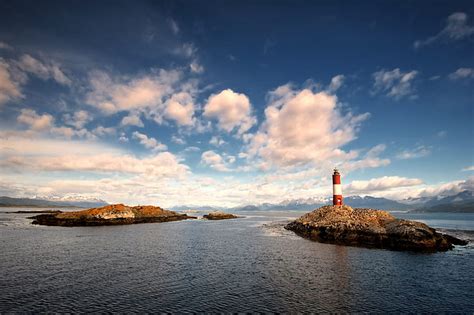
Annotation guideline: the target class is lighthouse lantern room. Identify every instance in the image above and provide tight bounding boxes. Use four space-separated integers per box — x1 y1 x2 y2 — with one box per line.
332 168 343 206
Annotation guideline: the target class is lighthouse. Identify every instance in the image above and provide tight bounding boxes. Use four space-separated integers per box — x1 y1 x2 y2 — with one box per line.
332 168 343 206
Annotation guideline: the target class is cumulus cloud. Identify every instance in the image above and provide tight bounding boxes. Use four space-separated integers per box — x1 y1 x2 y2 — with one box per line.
448 67 474 80
0 42 12 50
17 109 54 131
164 91 195 126
209 136 226 147
86 69 179 114
204 89 256 135
63 110 92 129
86 68 198 127
246 86 369 169
414 12 474 49
372 68 418 100
0 59 23 105
345 176 423 194
121 113 144 127
190 60 204 74
396 145 431 160
132 131 167 151
201 150 231 172
328 74 345 92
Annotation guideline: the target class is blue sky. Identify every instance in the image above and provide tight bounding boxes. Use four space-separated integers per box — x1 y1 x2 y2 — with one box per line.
0 0 473 206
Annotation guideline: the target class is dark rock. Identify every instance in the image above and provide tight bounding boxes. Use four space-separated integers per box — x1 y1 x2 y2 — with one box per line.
202 211 239 220
30 204 196 227
285 205 468 252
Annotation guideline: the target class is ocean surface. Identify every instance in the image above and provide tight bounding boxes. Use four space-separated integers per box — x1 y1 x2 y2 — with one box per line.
1 208 473 313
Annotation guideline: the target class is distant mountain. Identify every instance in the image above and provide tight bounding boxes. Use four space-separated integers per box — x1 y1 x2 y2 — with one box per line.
410 191 474 213
169 190 474 213
411 200 474 213
229 196 411 212
344 196 413 211
0 196 108 208
170 205 222 211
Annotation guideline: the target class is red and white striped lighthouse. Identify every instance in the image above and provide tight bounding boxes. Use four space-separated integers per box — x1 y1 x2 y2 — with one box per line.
332 168 343 206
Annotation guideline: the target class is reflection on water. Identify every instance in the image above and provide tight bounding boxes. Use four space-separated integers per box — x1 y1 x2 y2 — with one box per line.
0 208 473 312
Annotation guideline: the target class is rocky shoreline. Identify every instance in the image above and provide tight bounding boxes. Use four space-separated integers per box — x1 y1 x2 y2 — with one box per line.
285 205 468 252
30 204 196 227
203 211 239 220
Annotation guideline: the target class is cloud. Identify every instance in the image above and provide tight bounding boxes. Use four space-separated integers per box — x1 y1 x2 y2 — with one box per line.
448 67 474 80
184 146 200 152
86 69 180 114
372 68 418 100
246 85 369 169
345 144 391 171
168 18 180 35
209 136 226 147
0 42 12 50
396 145 431 160
173 43 197 58
0 53 71 106
190 60 204 74
263 38 276 55
17 109 54 131
63 110 92 129
345 176 423 194
132 131 167 151
414 12 474 49
204 89 256 135
85 68 198 127
201 150 231 172
328 74 345 92
119 132 129 143
2 150 186 179
437 130 447 138
407 177 474 199
17 54 71 86
92 126 116 137
121 113 144 127
0 59 23 105
171 135 186 145
462 166 474 172
164 92 195 126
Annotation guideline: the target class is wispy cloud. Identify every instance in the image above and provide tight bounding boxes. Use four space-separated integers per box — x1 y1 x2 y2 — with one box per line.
327 74 345 93
448 67 474 80
396 145 431 160
132 131 167 152
372 68 418 100
414 12 474 49
345 176 423 194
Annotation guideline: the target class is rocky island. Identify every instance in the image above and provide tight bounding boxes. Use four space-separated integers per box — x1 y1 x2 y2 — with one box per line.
285 205 468 252
203 211 239 220
30 204 196 226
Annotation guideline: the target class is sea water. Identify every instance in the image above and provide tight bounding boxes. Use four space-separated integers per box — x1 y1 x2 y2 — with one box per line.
0 208 473 312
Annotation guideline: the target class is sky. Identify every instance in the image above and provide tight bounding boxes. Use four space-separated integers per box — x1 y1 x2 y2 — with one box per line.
0 0 473 207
